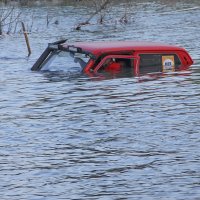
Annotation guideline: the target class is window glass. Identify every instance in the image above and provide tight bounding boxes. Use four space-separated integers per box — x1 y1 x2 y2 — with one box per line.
98 58 134 72
95 57 135 78
42 51 90 72
139 54 181 74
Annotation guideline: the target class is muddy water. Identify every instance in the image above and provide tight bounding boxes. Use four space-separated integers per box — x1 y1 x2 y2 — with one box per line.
0 1 200 199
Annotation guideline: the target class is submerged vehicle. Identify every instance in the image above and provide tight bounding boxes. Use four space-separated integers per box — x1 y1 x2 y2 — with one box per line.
31 40 193 76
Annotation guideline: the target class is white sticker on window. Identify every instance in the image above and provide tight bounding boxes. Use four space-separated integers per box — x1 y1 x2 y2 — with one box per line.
162 56 175 72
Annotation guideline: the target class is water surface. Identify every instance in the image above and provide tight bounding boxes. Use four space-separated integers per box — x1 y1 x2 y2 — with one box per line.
0 1 200 199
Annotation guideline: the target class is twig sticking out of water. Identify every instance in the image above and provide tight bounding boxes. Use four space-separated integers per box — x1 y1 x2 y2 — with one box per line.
21 21 31 56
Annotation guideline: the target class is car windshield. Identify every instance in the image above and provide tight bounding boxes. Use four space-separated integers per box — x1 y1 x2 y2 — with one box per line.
41 50 90 72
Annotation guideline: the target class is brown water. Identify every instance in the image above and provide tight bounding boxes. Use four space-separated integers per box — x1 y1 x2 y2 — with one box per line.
0 1 200 199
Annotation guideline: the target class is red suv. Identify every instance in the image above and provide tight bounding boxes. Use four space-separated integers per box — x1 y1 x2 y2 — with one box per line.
32 40 193 76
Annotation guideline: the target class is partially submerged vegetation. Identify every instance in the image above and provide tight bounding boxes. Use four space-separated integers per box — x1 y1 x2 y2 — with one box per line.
0 0 132 35
0 6 21 35
75 0 131 30
1 0 199 35
0 0 199 35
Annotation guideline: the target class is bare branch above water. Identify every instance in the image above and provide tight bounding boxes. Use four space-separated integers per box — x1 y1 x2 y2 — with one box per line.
75 0 111 30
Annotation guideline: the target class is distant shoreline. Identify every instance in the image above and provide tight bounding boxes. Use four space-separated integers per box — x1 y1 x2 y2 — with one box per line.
0 0 80 6
0 0 199 7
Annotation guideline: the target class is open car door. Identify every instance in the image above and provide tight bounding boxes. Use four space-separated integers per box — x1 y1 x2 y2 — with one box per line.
31 40 93 72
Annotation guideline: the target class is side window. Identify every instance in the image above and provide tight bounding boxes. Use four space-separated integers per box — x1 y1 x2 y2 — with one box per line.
139 54 181 74
100 58 132 71
95 56 135 73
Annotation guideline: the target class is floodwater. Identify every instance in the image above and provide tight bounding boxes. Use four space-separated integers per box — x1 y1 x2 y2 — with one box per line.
0 1 200 199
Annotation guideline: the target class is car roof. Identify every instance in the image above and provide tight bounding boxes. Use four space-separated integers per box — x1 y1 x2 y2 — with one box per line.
63 41 185 55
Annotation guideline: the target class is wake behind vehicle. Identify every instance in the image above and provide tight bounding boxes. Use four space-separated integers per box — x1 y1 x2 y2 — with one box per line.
31 40 193 77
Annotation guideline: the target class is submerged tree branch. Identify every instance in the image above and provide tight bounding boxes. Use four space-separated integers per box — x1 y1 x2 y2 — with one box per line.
75 0 111 30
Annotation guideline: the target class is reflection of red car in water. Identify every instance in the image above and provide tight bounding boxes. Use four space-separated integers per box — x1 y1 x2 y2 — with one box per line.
31 40 193 77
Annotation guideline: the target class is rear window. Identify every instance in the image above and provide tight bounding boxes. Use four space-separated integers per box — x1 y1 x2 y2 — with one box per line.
139 54 181 74
41 51 90 72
